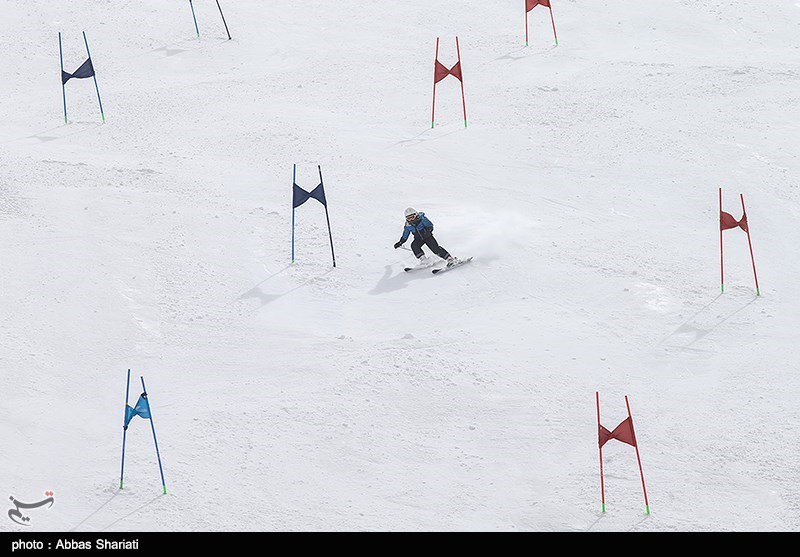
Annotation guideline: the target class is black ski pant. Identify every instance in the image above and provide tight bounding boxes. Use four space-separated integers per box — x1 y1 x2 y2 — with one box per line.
411 229 451 260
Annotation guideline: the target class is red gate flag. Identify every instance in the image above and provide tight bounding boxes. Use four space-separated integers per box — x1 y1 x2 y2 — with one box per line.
598 416 636 448
720 210 748 232
525 0 558 46
434 60 462 84
719 187 759 295
431 37 468 128
596 392 649 514
527 0 551 9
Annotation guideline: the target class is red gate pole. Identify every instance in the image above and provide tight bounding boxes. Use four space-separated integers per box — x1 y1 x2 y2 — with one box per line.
740 194 760 296
625 396 650 515
525 2 530 46
719 187 725 293
596 392 606 513
456 36 467 128
431 37 440 128
549 5 559 46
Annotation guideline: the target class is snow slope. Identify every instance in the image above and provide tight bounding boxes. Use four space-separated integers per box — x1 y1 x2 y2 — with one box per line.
1 0 798 531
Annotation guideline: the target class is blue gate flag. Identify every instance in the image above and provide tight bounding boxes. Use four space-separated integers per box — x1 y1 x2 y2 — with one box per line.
293 183 327 208
124 394 151 427
291 164 335 267
120 371 166 494
61 57 95 84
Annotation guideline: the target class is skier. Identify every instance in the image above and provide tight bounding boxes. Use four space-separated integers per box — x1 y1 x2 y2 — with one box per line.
394 207 459 267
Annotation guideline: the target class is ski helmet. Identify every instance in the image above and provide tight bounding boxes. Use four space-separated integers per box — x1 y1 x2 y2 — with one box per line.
404 207 418 219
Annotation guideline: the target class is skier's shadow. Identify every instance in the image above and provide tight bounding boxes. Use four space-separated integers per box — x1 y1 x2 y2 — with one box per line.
369 265 437 295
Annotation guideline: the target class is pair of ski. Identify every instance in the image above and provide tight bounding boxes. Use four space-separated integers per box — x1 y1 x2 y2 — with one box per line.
404 256 473 275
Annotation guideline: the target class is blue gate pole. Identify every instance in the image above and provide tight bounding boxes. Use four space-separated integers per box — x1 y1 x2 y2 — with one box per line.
58 33 68 124
120 369 131 489
82 32 105 122
291 164 296 264
189 0 200 38
318 165 336 268
216 0 231 40
140 376 167 495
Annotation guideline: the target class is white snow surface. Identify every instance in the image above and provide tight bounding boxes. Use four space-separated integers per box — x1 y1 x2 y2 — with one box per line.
1 0 799 532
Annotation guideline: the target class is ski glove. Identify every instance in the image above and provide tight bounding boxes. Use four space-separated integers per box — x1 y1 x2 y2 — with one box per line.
394 241 403 249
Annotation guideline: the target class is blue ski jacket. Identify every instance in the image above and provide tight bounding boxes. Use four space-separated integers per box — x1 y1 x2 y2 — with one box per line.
399 212 434 242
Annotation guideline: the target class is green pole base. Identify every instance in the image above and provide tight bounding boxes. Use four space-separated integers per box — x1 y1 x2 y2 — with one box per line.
162 486 167 495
